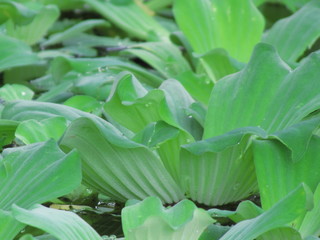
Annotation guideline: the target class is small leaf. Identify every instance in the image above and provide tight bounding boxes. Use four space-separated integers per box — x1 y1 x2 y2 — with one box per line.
0 84 34 101
15 117 68 144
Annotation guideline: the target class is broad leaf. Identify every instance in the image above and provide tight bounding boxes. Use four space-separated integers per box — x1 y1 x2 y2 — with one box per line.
12 204 102 240
174 0 264 62
15 117 68 144
180 127 267 206
105 74 202 139
263 0 320 63
60 117 184 203
0 140 81 238
122 197 213 240
0 1 36 25
0 35 40 72
5 4 60 45
133 121 192 183
199 48 244 82
124 42 192 79
253 133 320 210
204 43 320 138
49 56 163 87
83 0 169 40
0 84 34 101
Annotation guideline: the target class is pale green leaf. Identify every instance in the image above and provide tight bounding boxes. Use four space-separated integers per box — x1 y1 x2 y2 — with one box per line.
60 117 184 203
83 0 169 40
42 19 110 47
0 140 81 210
12 204 102 240
0 1 36 25
0 35 40 72
122 197 213 240
180 127 266 205
15 117 68 144
220 184 311 240
0 84 34 101
299 184 320 238
174 0 265 62
253 134 320 210
204 43 320 138
263 0 320 63
6 4 60 45
124 42 192 79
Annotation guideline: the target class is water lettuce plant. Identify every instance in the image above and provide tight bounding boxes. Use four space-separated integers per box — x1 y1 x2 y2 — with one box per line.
2 0 320 239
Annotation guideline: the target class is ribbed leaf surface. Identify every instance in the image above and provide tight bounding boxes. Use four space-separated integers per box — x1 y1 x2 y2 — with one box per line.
60 117 184 203
174 0 264 62
263 0 320 63
12 204 102 240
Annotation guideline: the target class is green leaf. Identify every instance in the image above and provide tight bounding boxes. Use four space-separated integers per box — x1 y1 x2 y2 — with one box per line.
208 200 263 223
122 197 213 240
204 43 320 138
15 117 68 144
105 73 165 133
105 73 202 139
133 121 192 183
299 184 320 238
1 100 107 127
0 120 18 150
0 1 37 25
64 95 102 115
42 19 110 47
176 71 213 105
12 204 102 240
0 35 40 72
180 127 267 206
0 210 25 240
0 84 34 101
83 0 169 40
48 56 163 87
253 134 320 210
199 224 230 240
199 48 244 82
60 117 184 203
0 140 81 210
0 140 81 238
263 0 320 63
6 4 60 45
173 0 265 61
124 42 192 79
220 184 311 240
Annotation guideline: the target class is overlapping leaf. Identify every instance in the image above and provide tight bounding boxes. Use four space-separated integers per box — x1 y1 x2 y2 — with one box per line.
13 204 102 240
0 35 40 72
60 117 184 203
263 0 320 63
204 43 320 138
0 140 81 239
122 197 213 240
83 0 169 40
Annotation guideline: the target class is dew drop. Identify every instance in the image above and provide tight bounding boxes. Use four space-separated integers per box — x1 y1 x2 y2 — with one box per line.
98 66 108 72
21 92 26 96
